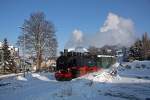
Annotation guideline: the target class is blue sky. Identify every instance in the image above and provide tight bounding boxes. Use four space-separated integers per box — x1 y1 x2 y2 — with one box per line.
0 0 150 51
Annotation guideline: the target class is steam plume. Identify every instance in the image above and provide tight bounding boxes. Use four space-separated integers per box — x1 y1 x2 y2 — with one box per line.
65 29 85 48
65 12 136 49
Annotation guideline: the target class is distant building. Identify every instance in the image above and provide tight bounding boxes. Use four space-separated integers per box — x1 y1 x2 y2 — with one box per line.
116 49 123 57
31 58 56 71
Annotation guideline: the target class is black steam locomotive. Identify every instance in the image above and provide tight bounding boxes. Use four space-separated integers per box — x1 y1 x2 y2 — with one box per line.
55 49 116 81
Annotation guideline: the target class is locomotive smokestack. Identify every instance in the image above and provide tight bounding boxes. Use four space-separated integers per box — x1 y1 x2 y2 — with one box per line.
64 49 68 56
60 51 64 56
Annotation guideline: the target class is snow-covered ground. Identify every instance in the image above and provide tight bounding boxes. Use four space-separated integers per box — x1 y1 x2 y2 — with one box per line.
0 61 150 100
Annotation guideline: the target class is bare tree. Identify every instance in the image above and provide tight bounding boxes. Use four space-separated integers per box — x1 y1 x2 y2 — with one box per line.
17 12 57 71
141 32 150 59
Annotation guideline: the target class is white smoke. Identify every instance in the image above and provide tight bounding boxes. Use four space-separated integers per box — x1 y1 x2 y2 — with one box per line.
65 12 136 49
100 13 120 32
92 12 135 47
73 29 83 43
65 29 85 48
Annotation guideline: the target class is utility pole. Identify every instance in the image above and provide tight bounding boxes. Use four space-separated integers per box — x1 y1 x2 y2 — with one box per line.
0 49 4 74
23 27 26 77
2 50 5 74
23 31 25 77
19 27 26 77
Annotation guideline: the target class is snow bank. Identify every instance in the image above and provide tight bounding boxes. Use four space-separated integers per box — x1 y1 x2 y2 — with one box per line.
79 62 121 83
112 62 120 68
125 60 150 69
32 73 50 81
119 60 150 80
82 71 113 83
82 71 116 83
0 73 23 79
16 76 27 81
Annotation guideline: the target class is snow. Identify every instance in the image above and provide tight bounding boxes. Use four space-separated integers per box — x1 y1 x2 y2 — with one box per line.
0 42 2 47
0 73 23 79
0 61 150 100
32 73 51 81
80 70 114 83
16 76 27 81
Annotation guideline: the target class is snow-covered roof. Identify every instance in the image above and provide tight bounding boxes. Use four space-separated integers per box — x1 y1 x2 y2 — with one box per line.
9 45 14 49
67 47 88 53
68 48 75 52
15 48 19 51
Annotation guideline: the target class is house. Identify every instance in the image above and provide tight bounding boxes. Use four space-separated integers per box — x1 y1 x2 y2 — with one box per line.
31 58 56 72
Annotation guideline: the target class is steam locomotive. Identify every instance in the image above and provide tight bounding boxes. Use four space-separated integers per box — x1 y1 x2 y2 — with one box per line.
55 49 116 81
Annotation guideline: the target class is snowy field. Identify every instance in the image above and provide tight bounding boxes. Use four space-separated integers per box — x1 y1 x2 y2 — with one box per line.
0 61 150 100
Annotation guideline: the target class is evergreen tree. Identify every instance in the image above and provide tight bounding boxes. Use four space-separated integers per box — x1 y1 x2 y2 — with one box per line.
128 39 142 60
2 38 11 73
2 38 16 73
128 32 150 61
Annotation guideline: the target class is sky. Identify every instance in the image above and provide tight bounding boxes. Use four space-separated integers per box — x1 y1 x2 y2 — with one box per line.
0 0 150 52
